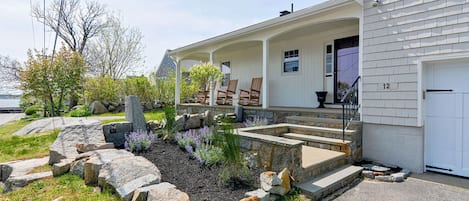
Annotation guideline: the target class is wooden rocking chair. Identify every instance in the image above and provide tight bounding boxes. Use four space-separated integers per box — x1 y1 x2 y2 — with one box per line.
216 79 238 105
238 77 262 106
195 83 210 104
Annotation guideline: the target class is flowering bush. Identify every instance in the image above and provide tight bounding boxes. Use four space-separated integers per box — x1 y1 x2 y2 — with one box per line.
243 116 269 127
124 130 157 153
175 126 224 166
194 145 224 166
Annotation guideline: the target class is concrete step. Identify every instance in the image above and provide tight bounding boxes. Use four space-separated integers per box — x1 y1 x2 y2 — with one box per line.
288 124 356 141
283 133 351 153
295 165 363 200
299 146 347 182
286 116 362 130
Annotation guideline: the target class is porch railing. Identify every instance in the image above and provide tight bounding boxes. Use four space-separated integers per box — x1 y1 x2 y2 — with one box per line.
340 76 360 142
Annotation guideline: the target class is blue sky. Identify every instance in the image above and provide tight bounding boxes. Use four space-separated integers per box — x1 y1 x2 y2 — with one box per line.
0 0 326 76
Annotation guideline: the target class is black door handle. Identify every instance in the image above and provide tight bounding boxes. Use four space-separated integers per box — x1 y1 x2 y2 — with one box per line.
426 89 453 92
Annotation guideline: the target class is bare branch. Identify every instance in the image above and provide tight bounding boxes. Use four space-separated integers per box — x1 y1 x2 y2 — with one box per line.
32 0 108 54
86 17 144 79
0 55 21 82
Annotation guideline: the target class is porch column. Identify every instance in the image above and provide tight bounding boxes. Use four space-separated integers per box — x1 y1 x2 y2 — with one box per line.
209 51 215 106
262 39 269 109
175 59 181 107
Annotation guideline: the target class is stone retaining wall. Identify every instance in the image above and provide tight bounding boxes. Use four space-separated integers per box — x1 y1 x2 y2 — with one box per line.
238 131 303 179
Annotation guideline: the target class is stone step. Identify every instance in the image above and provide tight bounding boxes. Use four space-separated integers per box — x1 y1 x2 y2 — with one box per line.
283 133 351 153
3 171 53 193
288 124 356 141
295 165 363 200
286 116 362 130
299 146 347 182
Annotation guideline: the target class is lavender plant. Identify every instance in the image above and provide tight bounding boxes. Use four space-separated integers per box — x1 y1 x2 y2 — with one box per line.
175 126 224 165
124 130 157 153
243 115 269 127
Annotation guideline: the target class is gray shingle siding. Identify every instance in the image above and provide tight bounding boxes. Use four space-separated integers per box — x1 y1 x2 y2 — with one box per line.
362 0 469 126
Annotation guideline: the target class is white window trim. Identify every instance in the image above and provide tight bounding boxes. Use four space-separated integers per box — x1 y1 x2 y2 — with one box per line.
324 43 334 77
281 49 301 76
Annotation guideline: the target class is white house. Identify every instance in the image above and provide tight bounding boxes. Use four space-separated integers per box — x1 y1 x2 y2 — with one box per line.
169 0 469 177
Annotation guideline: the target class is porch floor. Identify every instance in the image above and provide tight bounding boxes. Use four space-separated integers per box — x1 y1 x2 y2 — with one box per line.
301 146 345 169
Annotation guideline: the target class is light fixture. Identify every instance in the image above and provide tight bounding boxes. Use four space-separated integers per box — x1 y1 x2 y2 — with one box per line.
372 0 380 7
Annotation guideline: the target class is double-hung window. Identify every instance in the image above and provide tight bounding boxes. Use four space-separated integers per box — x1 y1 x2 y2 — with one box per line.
283 49 299 73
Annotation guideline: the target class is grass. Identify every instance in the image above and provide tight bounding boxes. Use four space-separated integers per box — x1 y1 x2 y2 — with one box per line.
0 119 31 141
279 189 311 201
0 129 60 163
27 164 52 174
0 120 60 163
1 173 121 200
98 110 165 125
92 112 125 117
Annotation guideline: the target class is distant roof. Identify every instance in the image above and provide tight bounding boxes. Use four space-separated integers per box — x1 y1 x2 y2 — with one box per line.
156 50 176 77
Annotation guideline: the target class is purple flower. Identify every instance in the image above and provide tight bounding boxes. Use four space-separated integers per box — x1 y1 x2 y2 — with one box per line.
124 130 157 153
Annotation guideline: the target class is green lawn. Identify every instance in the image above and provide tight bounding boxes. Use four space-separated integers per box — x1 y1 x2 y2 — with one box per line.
0 120 59 163
0 174 121 200
99 110 165 125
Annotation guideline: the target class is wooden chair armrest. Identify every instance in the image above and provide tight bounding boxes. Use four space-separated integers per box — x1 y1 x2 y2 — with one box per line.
239 89 249 93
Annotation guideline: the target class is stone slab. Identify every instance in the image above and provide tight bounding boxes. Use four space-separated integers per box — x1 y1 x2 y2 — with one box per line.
52 159 74 177
132 182 176 201
0 156 49 182
49 123 105 165
125 96 146 131
98 156 161 199
76 143 115 153
3 171 53 193
83 149 135 185
116 174 160 201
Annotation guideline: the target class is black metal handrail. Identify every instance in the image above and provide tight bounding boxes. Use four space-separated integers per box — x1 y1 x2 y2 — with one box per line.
341 76 360 142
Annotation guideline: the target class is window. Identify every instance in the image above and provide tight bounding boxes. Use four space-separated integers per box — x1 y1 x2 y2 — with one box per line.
283 49 299 73
325 45 333 76
220 61 231 86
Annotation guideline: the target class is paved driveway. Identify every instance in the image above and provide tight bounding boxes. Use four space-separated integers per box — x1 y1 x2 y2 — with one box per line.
335 178 469 201
0 113 25 126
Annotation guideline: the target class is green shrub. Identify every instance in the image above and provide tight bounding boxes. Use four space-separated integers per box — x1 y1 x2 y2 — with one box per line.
219 123 252 186
69 106 91 117
164 106 176 130
24 105 39 116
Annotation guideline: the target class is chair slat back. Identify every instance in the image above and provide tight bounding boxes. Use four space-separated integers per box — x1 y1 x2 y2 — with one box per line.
251 77 263 91
227 79 238 93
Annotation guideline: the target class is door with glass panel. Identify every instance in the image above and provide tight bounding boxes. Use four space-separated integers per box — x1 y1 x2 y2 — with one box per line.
334 36 359 103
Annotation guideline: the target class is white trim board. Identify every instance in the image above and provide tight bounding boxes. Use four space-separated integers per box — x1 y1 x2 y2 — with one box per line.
417 52 469 127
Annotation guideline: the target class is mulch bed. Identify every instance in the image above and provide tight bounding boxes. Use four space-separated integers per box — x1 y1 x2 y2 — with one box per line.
139 140 257 201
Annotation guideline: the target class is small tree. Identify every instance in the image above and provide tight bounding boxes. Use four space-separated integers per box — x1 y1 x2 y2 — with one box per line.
189 63 222 90
20 47 85 116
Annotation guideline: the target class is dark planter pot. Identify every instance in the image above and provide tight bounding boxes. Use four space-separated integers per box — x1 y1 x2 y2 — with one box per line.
315 91 328 108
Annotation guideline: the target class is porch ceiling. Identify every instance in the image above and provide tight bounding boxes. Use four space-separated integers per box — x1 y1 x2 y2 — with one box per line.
213 41 262 54
270 18 359 41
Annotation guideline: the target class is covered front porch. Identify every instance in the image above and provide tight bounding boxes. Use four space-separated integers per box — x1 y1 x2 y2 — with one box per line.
169 0 362 110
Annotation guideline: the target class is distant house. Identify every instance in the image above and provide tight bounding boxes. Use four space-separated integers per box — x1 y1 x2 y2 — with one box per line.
169 0 469 178
155 50 199 78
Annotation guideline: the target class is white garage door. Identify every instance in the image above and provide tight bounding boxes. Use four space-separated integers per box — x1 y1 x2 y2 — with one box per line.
425 60 469 178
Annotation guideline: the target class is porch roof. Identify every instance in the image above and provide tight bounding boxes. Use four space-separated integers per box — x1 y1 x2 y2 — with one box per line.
168 0 362 58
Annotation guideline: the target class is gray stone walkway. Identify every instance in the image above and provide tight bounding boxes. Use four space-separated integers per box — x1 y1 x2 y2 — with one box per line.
13 116 122 136
335 178 469 201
